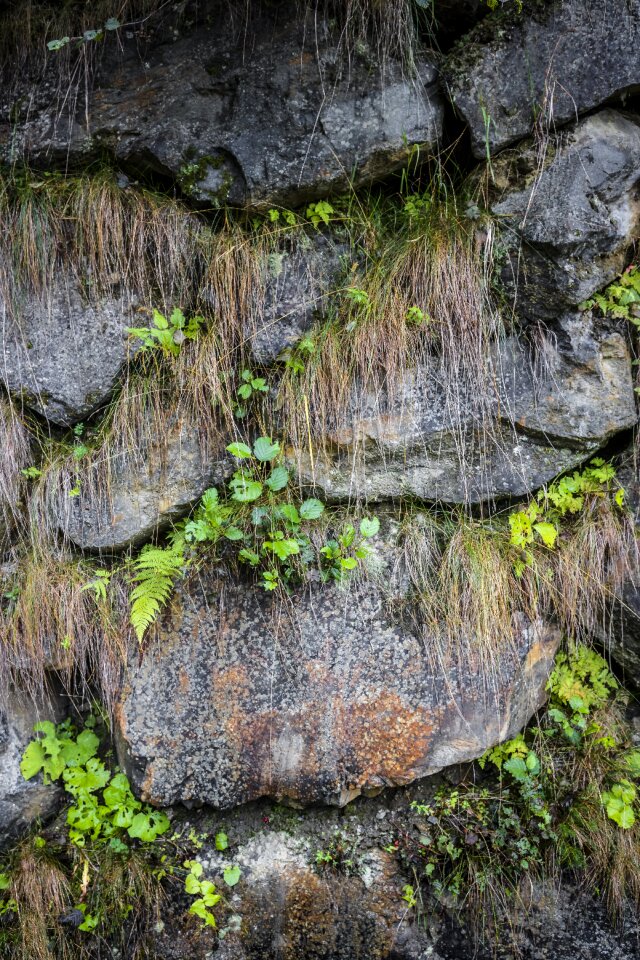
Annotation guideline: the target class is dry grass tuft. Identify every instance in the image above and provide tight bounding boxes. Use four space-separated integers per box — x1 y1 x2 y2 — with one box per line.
557 699 640 918
0 171 207 316
0 545 130 712
277 193 507 493
0 400 31 552
396 492 639 673
9 839 72 960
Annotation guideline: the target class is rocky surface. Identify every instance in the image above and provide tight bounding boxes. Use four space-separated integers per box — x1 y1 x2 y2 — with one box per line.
147 787 640 960
58 417 231 552
116 549 559 807
1 7 444 210
491 110 640 323
0 685 65 849
0 279 139 426
250 232 345 364
294 314 637 504
445 0 640 157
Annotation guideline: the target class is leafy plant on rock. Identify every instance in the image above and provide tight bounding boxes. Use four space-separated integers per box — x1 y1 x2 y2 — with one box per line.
389 646 640 943
126 307 204 357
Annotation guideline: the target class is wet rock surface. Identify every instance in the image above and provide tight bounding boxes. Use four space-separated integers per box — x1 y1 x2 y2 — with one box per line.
295 315 637 504
445 0 640 157
117 553 559 808
250 232 345 364
58 418 232 552
1 7 444 210
491 110 640 323
0 279 138 426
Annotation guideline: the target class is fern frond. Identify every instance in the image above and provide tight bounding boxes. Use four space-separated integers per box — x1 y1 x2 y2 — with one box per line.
129 544 185 642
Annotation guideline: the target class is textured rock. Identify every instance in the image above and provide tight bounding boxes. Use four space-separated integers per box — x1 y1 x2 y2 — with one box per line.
0 686 65 849
491 110 640 322
0 279 138 426
250 233 344 364
293 314 637 504
58 418 231 552
117 552 559 808
445 0 640 158
0 7 443 209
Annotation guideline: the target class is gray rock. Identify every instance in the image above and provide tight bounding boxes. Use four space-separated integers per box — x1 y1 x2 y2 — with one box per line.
491 110 640 323
57 418 232 552
1 8 444 210
117 552 559 807
0 279 139 426
250 233 345 364
292 314 637 504
445 0 640 158
0 686 65 849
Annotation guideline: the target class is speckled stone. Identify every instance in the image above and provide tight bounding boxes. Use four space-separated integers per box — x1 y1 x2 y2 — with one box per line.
117 560 559 808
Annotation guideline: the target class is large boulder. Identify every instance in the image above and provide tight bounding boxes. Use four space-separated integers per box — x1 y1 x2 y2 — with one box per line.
116 543 559 808
445 0 640 158
0 279 138 426
490 110 640 323
293 314 637 504
0 686 65 849
1 7 444 210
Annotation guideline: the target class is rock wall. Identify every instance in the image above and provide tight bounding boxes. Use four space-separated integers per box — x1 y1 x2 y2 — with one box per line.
1 0 640 957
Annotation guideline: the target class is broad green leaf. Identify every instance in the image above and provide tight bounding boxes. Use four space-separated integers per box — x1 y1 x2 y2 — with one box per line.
266 466 289 492
128 809 170 842
215 831 229 851
185 873 202 895
226 442 253 459
340 557 358 570
359 516 380 539
253 437 280 462
533 522 558 548
20 740 46 780
223 865 241 887
277 503 300 525
231 479 263 502
299 498 325 520
224 526 245 541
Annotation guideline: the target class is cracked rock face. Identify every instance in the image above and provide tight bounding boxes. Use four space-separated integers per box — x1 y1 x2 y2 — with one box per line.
2 8 444 211
491 110 640 323
116 550 559 808
0 278 138 427
293 313 637 505
445 0 640 158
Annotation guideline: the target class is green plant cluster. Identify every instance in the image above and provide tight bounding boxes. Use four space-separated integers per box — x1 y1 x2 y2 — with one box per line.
315 830 363 878
127 436 380 640
0 720 245 949
390 646 640 936
508 459 624 575
20 716 170 848
580 265 640 322
126 307 204 357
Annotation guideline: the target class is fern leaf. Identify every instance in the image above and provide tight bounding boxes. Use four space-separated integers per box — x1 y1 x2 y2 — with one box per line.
129 544 185 642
